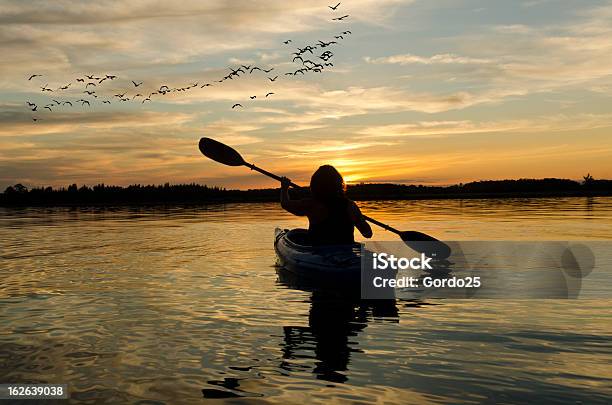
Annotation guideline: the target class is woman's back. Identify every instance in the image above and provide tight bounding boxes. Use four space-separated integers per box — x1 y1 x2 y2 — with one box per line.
307 197 354 245
280 165 373 245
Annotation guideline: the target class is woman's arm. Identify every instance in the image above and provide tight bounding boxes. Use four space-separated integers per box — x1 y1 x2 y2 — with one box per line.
350 201 373 238
280 177 309 216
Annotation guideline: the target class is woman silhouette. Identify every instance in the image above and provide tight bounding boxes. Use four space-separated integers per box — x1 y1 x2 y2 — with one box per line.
280 165 372 245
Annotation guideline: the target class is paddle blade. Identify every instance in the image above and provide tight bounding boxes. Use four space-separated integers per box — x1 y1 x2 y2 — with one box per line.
199 137 246 167
400 231 452 260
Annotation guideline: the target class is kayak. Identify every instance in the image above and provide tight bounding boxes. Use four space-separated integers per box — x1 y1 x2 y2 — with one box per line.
274 228 362 282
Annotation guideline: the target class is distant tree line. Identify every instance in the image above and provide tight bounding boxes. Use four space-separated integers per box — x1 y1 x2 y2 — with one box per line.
349 176 612 200
1 183 285 206
1 176 611 206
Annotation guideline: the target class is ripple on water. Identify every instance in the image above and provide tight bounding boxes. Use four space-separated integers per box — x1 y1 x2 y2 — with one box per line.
1 200 611 403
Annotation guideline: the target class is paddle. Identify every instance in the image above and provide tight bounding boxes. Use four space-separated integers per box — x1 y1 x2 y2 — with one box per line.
199 137 451 259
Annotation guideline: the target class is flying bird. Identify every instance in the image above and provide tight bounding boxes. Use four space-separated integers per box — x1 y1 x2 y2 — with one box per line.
268 76 278 82
86 82 97 88
52 99 61 105
102 100 111 104
63 101 73 106
298 46 315 54
250 66 262 73
81 100 90 106
334 35 344 39
106 75 117 80
332 14 349 20
329 2 341 10
28 74 42 81
250 95 256 99
265 92 274 97
32 117 39 122
231 103 243 109
132 80 143 87
319 40 337 47
293 56 304 63
59 83 71 90
114 93 126 98
304 61 323 69
76 78 85 82
26 101 36 107
44 106 52 111
84 90 96 96
342 30 352 34
283 40 292 44
142 98 151 103
41 84 53 92
133 94 143 99
201 83 212 88
263 68 274 73
98 77 107 84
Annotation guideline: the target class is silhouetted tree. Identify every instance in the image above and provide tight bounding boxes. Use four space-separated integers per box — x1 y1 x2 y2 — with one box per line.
1 178 610 206
13 183 28 193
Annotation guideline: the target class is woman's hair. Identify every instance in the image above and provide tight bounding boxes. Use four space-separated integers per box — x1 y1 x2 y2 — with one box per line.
310 165 346 202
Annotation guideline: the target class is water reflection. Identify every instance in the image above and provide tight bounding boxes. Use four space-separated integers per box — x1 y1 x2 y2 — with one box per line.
276 267 399 384
1 199 611 403
202 377 263 399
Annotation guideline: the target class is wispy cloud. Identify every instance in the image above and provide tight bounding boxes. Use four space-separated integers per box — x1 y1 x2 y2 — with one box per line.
365 53 493 65
356 114 612 140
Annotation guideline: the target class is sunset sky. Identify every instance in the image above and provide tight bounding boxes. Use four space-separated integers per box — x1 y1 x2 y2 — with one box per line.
1 0 612 190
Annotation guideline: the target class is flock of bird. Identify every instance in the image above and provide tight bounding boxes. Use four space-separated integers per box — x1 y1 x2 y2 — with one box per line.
25 3 351 122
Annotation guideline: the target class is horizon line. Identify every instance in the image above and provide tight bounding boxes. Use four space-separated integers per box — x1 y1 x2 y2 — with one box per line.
3 175 606 193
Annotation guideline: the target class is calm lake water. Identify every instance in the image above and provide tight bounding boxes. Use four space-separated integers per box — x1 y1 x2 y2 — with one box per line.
1 197 612 404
